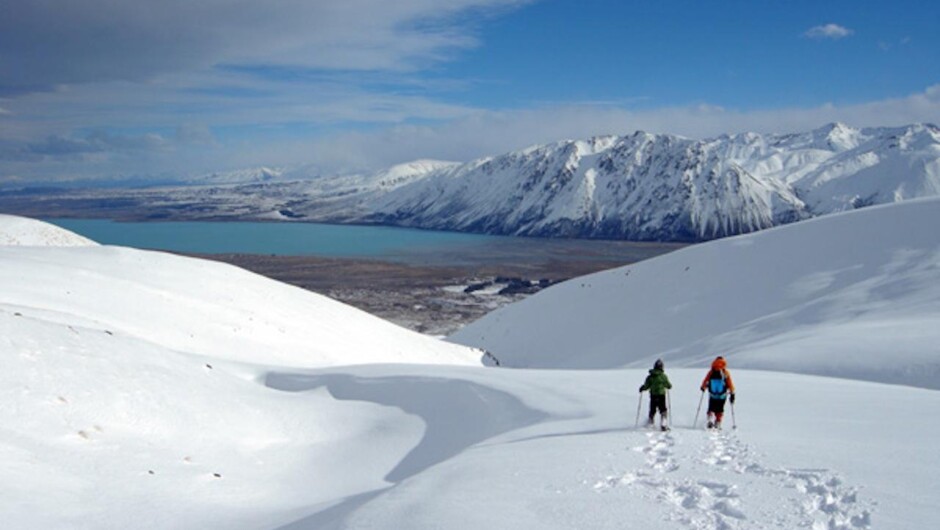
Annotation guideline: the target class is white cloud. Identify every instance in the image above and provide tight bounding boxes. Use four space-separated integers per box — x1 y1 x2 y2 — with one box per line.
287 84 940 172
5 84 940 181
804 23 854 40
0 0 531 95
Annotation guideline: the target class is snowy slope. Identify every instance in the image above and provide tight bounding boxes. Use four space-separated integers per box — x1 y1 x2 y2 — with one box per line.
0 222 480 368
0 216 482 528
0 309 428 529
450 197 940 389
0 214 97 246
356 123 940 241
3 214 940 529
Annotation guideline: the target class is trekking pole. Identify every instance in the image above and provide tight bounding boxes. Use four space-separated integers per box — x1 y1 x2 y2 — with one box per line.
693 390 705 429
666 390 672 429
635 391 643 428
731 399 737 430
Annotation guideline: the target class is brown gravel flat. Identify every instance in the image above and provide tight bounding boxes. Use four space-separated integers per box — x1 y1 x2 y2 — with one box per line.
186 240 682 336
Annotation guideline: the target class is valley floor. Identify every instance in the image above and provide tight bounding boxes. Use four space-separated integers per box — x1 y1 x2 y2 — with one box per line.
190 252 668 336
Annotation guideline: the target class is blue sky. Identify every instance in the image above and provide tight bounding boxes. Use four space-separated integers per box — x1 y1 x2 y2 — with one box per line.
452 0 937 109
1 0 938 182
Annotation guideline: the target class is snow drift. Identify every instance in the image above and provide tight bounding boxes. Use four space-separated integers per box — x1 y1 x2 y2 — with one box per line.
0 215 482 528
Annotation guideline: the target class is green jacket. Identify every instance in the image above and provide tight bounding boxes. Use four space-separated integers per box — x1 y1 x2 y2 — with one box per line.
640 368 672 396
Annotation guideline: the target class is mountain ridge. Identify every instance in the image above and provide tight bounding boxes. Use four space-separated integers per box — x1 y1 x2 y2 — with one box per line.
352 122 939 241
2 123 937 243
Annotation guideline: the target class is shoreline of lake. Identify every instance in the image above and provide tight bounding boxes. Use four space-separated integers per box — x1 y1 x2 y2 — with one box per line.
43 217 685 267
40 217 685 335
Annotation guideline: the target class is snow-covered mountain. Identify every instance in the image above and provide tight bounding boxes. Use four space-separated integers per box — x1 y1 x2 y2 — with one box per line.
3 210 940 528
5 124 936 244
358 123 940 241
450 197 940 389
252 159 460 220
191 166 288 185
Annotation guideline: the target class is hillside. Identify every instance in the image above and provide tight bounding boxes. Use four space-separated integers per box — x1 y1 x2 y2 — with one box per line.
0 213 98 246
449 197 940 389
0 215 480 368
2 213 939 529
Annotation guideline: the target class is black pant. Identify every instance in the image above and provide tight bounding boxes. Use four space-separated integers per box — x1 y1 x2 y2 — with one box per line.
708 397 726 414
649 394 667 419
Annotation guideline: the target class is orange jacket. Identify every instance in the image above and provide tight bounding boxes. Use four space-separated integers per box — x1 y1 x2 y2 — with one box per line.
700 357 735 393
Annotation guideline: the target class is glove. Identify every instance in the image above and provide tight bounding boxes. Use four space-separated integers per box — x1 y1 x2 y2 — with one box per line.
638 386 644 393
730 393 736 404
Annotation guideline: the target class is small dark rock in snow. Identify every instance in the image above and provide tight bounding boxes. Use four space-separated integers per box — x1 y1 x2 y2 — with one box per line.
463 281 493 294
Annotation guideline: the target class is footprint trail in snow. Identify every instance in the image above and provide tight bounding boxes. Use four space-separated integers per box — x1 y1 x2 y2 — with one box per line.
594 428 872 530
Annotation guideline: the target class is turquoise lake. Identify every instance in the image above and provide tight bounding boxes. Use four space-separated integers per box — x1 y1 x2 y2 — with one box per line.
43 218 679 266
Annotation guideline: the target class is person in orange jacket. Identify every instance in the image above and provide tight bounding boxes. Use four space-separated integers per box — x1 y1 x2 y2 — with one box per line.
700 356 735 429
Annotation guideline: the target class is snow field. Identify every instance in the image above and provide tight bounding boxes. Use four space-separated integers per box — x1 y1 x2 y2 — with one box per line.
266 365 938 529
0 308 431 529
3 206 940 529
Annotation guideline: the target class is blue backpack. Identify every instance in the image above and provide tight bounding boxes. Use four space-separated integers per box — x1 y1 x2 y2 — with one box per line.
708 370 728 399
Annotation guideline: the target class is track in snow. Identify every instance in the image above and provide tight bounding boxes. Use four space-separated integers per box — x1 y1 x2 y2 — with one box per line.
594 428 872 530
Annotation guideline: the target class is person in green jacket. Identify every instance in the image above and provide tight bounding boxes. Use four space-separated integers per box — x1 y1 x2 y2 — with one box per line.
639 359 672 430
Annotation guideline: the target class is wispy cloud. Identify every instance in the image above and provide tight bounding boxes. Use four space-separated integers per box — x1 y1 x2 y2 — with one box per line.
0 0 532 96
804 23 854 40
288 85 940 172
880 36 914 51
4 84 940 181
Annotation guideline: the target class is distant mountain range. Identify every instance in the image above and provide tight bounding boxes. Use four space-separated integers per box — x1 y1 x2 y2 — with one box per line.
3 123 938 242
350 122 940 241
